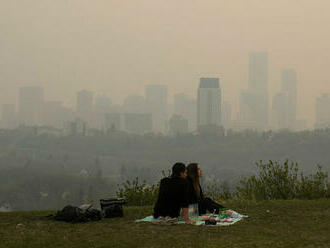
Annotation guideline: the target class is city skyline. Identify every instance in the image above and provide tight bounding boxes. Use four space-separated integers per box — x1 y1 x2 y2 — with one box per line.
1 1 330 128
2 74 328 132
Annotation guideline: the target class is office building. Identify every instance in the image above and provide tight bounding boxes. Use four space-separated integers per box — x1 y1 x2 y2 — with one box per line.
169 115 188 136
281 69 297 128
174 93 196 131
315 93 330 129
221 101 232 130
145 85 168 133
76 90 94 124
94 95 111 113
197 78 222 130
105 113 122 131
122 95 146 114
271 92 289 130
123 113 152 134
239 52 268 131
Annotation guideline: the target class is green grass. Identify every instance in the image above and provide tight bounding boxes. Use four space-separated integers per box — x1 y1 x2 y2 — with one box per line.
1 200 330 248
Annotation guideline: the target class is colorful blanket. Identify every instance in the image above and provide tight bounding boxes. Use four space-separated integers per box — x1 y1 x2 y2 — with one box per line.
136 215 243 226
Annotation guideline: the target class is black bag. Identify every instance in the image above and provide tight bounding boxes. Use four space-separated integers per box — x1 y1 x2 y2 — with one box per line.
54 205 86 222
54 205 102 223
100 198 126 218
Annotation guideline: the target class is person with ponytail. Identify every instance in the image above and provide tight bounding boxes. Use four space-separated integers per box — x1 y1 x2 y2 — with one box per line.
186 163 225 215
186 163 247 218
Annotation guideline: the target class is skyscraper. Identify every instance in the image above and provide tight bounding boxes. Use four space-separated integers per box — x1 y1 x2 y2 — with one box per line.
197 78 222 129
76 90 94 124
281 69 297 128
271 92 289 130
315 93 330 129
221 101 232 129
174 93 196 131
145 85 168 133
19 87 44 126
248 52 268 93
240 52 269 130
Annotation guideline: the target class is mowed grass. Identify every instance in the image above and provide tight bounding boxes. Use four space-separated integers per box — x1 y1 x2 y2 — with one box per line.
1 200 330 248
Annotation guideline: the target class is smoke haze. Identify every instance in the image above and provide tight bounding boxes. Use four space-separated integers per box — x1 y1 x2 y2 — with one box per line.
1 0 330 125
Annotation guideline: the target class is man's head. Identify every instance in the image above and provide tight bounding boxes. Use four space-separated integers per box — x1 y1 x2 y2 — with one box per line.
171 162 187 178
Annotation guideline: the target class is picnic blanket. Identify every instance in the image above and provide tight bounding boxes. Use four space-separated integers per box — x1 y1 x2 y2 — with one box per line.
136 215 243 226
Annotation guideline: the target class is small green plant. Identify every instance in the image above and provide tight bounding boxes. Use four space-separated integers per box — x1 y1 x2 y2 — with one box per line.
204 180 232 201
116 177 159 206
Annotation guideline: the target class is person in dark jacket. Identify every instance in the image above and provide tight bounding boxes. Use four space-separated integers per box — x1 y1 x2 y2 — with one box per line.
153 162 194 224
186 163 226 215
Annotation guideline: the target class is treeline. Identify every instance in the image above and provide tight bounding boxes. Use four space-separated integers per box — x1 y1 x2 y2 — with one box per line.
0 167 116 211
1 128 330 210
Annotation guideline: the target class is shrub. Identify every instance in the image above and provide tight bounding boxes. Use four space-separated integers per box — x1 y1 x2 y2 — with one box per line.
296 165 328 199
116 177 159 206
203 179 232 201
236 160 328 200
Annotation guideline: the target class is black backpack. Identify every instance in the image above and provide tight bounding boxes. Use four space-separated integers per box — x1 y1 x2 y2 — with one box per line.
100 198 126 218
54 205 102 223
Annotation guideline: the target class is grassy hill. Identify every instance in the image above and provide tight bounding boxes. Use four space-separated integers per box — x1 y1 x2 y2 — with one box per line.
1 200 330 248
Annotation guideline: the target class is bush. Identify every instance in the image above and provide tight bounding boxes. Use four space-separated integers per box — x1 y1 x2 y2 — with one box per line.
236 160 328 200
296 165 328 199
116 161 330 206
203 179 232 201
116 177 159 206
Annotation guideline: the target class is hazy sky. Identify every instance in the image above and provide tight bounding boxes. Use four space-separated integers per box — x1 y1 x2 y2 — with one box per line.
1 0 330 125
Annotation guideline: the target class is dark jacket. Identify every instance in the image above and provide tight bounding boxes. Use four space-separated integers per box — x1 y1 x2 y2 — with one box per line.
153 176 189 218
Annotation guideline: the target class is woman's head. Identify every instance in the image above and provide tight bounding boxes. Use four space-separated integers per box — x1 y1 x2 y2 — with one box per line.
187 163 202 179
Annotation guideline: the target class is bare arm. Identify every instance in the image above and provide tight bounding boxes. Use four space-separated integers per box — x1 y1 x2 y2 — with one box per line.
182 208 195 224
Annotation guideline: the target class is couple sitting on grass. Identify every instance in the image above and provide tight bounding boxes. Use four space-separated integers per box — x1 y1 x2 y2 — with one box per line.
153 162 245 224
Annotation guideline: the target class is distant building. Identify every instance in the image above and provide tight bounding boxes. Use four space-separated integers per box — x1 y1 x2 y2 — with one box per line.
169 115 189 136
239 89 267 130
239 52 268 131
123 113 152 134
105 113 122 132
271 92 289 130
221 101 232 130
18 87 44 126
174 93 196 131
94 95 112 129
64 118 87 136
122 95 146 114
281 69 297 129
248 52 268 93
315 93 330 129
145 85 168 133
94 95 111 113
76 90 94 124
197 78 222 130
231 119 258 132
42 101 67 128
1 104 16 129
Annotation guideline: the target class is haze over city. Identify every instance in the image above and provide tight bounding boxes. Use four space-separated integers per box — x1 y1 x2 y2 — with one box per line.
1 0 330 128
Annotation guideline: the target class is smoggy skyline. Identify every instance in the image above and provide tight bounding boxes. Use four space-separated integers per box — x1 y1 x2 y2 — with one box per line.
1 0 330 127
